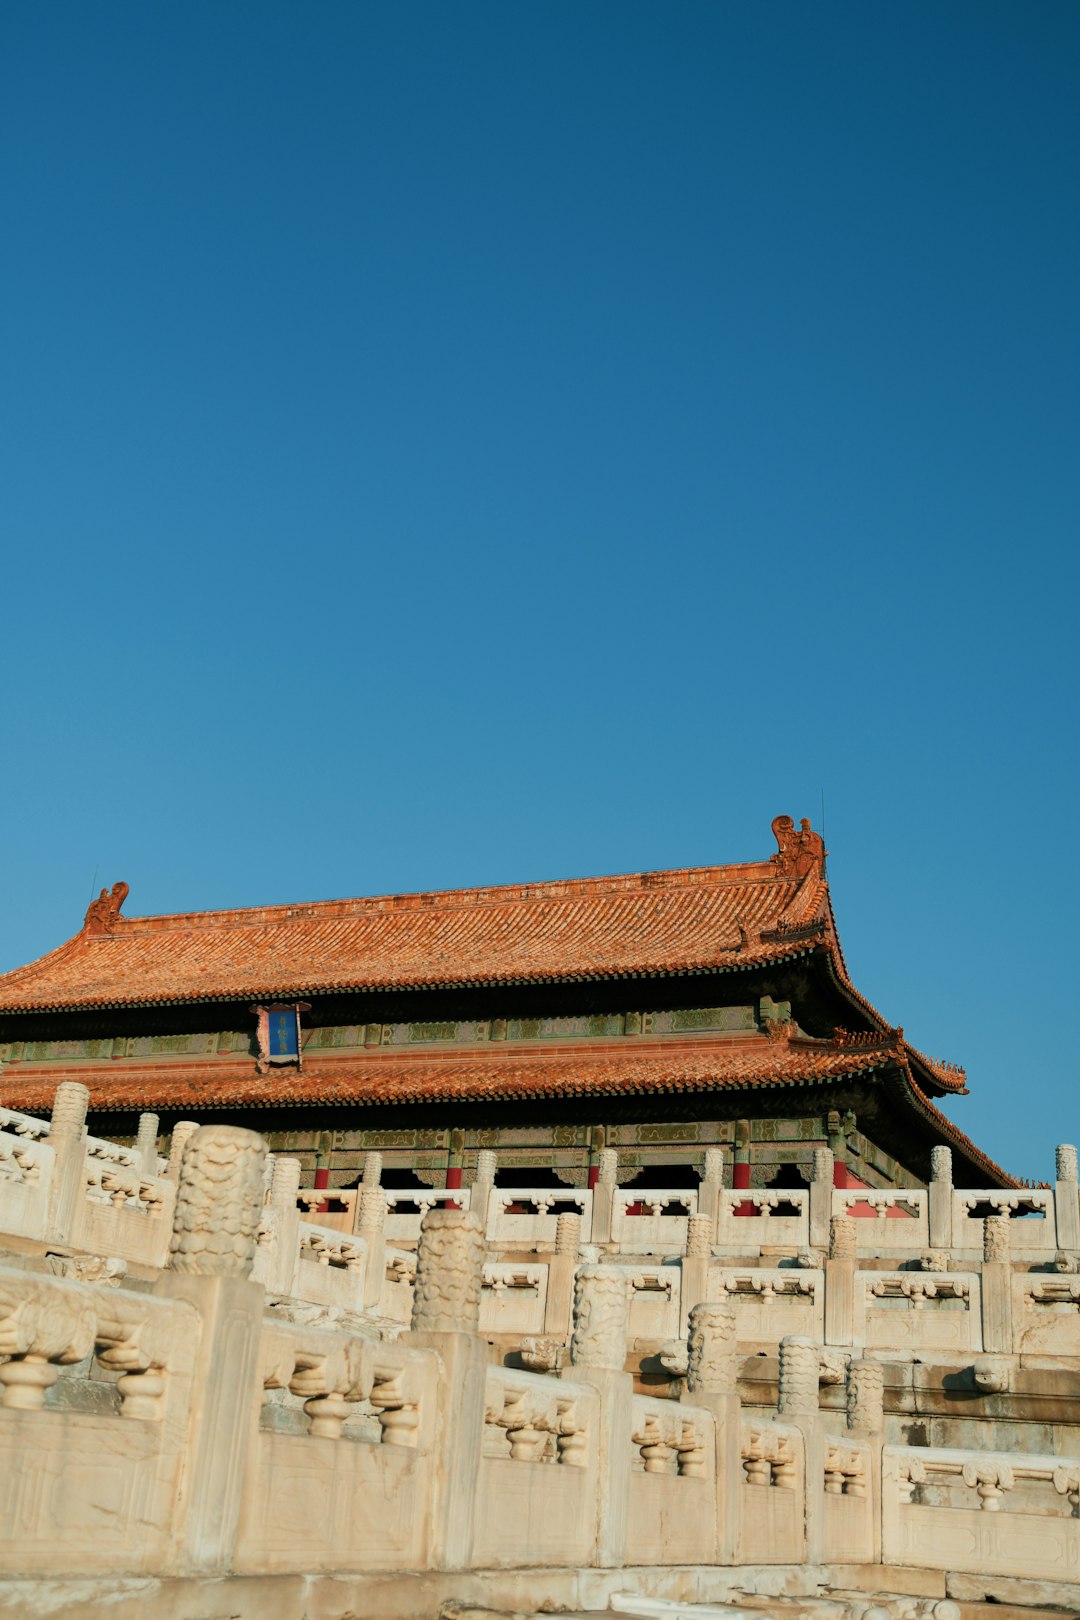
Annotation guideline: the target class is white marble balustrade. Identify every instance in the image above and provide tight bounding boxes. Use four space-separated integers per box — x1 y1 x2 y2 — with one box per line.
832 1189 928 1253
385 1187 472 1242
0 1129 53 1240
480 1264 548 1335
708 1266 823 1344
486 1187 592 1247
717 1189 809 1253
611 1188 696 1254
857 1270 980 1354
952 1189 1057 1258
882 1443 1080 1580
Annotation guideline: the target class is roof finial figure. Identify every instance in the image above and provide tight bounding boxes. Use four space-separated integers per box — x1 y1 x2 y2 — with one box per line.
770 815 826 880
83 881 129 935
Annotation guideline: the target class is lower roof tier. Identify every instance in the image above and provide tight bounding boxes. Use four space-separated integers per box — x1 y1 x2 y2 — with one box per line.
0 1028 1011 1187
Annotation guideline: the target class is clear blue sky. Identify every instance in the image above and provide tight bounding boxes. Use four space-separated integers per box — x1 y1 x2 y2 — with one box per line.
3 2 1077 1181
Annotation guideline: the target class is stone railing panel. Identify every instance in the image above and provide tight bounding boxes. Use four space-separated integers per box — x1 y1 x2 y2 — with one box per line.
293 1224 368 1312
480 1263 548 1336
0 1106 49 1142
1016 1273 1080 1356
612 1189 697 1255
627 1267 680 1342
856 1271 981 1355
384 1187 472 1244
822 1434 875 1563
473 1366 598 1567
737 1418 805 1563
883 1444 1080 1579
707 1267 823 1345
295 1187 356 1233
236 1324 436 1574
717 1190 809 1254
0 1268 199 1576
486 1187 592 1248
831 1190 929 1253
378 1247 417 1324
0 1130 53 1241
627 1392 717 1564
71 1164 177 1269
952 1190 1057 1258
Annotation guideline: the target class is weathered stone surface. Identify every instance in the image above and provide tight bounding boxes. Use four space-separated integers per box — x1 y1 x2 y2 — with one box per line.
411 1206 485 1333
3 1095 1080 1612
571 1264 628 1371
168 1125 267 1277
686 1300 738 1395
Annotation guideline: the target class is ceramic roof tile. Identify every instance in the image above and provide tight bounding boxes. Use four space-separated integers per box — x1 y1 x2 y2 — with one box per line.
0 1035 892 1112
0 1033 1011 1184
0 857 827 1012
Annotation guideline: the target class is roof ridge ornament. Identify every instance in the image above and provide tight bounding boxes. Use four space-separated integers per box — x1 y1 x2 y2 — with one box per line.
770 815 827 881
83 882 129 936
832 1026 902 1050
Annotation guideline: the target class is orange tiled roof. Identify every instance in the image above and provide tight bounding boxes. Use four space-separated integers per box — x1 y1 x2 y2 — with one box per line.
0 1033 879 1111
0 855 831 1014
0 820 970 1103
0 1032 1011 1184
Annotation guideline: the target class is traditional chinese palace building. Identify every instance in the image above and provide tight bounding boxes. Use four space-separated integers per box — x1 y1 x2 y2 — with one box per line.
0 816 1011 1192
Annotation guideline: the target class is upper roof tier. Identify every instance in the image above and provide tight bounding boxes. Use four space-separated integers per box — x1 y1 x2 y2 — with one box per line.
0 815 964 1096
0 817 832 1011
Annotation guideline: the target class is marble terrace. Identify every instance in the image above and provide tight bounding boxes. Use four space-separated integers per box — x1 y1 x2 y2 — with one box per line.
0 1083 1077 1620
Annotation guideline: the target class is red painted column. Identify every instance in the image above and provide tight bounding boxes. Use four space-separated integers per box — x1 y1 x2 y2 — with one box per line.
313 1165 330 1214
587 1125 604 1190
446 1129 464 1210
733 1120 754 1215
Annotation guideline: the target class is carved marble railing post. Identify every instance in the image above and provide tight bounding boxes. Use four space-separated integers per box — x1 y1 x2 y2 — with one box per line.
981 1214 1013 1353
929 1145 953 1251
166 1120 199 1181
406 1208 488 1569
411 1207 485 1334
846 1356 885 1559
846 1358 884 1434
135 1112 161 1177
469 1149 497 1230
810 1146 834 1250
570 1263 628 1372
680 1213 713 1333
591 1149 619 1247
154 1124 268 1576
356 1172 387 1310
1055 1144 1080 1254
545 1209 582 1335
555 1209 580 1255
565 1263 631 1566
270 1155 302 1213
698 1147 724 1240
779 1334 825 1561
825 1215 856 1347
778 1335 819 1419
687 1299 740 1561
260 1156 302 1294
44 1081 90 1243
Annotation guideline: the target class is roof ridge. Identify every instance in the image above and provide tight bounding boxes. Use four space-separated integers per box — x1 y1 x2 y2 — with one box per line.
895 1068 1015 1187
88 858 786 934
0 932 91 989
